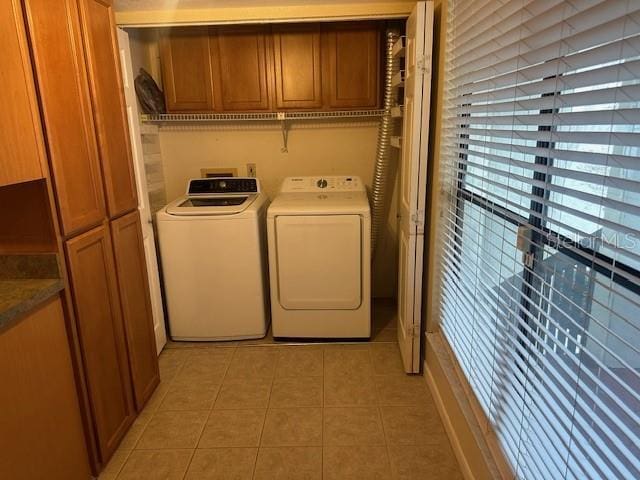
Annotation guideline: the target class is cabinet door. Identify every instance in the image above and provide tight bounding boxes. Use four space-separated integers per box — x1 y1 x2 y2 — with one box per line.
211 26 271 111
272 25 322 110
0 297 91 480
323 23 380 109
110 211 160 411
160 27 215 112
77 0 138 218
65 224 134 463
23 0 106 236
0 0 45 187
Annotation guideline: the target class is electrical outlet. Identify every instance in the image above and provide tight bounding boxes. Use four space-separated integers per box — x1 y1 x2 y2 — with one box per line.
247 163 257 177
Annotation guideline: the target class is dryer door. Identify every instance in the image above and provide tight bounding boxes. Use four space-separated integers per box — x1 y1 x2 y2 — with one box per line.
275 215 362 310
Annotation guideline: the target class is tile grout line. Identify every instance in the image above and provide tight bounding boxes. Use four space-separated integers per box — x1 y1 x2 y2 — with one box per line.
201 346 236 427
182 346 236 478
370 343 394 478
129 352 188 449
110 447 133 480
321 346 326 479
116 351 190 478
179 449 197 480
251 356 276 480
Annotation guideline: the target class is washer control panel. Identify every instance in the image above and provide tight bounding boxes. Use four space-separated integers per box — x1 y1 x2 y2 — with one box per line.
187 177 260 196
281 176 364 192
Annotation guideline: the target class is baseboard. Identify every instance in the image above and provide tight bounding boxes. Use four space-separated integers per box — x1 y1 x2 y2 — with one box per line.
423 331 511 480
424 362 477 480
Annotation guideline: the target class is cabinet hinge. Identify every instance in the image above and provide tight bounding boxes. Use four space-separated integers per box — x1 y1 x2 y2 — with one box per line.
416 54 432 75
406 324 421 338
411 210 425 228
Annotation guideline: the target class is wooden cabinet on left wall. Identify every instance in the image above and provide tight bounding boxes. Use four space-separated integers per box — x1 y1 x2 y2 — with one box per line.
0 297 91 480
12 0 161 475
65 224 136 464
22 0 106 237
0 0 46 187
77 0 138 218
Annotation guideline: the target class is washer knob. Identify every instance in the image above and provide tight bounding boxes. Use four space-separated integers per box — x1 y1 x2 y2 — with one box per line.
316 178 328 189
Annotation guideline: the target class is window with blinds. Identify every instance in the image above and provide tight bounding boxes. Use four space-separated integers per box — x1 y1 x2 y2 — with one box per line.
438 1 640 478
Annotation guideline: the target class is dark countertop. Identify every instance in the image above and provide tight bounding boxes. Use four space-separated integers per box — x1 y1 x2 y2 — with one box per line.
0 278 64 329
0 254 64 332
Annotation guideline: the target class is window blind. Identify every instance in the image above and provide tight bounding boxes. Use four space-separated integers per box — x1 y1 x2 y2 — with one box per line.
439 1 640 478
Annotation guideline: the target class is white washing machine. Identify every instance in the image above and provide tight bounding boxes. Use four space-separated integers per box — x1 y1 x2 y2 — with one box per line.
267 176 371 338
157 178 270 341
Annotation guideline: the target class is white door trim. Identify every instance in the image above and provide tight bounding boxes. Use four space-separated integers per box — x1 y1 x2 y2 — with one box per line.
117 27 167 354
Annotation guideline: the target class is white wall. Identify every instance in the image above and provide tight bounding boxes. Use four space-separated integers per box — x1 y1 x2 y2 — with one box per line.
160 122 377 200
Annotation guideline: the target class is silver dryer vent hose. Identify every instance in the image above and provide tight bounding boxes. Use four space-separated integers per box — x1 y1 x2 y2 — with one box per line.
371 30 400 256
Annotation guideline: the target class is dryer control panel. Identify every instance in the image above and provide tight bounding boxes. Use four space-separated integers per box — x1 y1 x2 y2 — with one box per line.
280 176 364 193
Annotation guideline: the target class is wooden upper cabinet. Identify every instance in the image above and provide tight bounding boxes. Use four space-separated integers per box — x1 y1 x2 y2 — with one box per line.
272 25 322 110
158 22 382 113
211 26 272 111
110 211 160 411
22 0 106 236
0 0 45 187
160 27 215 112
77 0 138 218
323 22 381 109
65 224 134 463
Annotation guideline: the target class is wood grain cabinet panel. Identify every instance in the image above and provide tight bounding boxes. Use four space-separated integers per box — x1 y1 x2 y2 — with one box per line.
160 27 215 112
0 296 91 480
272 25 322 110
0 0 45 187
323 23 381 109
110 211 160 411
65 224 134 463
211 26 272 111
22 0 106 236
77 0 138 218
158 22 383 113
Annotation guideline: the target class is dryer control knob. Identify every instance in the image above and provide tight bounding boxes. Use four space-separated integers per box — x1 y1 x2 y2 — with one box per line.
317 178 328 189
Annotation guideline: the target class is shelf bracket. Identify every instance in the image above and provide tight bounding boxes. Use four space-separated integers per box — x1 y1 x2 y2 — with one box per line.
278 112 289 153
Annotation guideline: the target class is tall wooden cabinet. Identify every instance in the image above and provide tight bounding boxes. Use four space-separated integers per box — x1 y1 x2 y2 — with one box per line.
111 211 160 410
77 0 138 218
0 0 45 187
22 0 106 237
20 0 160 472
65 225 135 461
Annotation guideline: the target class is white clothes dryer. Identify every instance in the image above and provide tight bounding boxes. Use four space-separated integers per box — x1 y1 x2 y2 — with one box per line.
267 176 371 338
157 178 270 341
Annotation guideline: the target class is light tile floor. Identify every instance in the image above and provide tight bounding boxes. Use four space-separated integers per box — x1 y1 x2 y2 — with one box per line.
100 302 462 480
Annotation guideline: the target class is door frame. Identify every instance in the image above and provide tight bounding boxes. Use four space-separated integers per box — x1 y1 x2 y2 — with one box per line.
116 27 167 354
397 1 434 373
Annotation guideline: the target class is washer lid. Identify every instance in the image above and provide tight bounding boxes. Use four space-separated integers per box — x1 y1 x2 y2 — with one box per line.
165 194 258 216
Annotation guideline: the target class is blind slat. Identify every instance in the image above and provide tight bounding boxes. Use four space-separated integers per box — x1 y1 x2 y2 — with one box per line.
456 35 640 96
450 10 640 83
